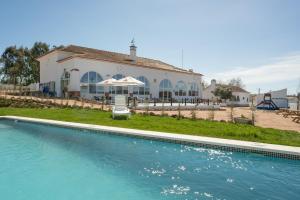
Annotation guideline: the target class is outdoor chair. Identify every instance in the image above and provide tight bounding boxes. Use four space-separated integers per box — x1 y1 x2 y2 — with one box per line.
112 95 131 119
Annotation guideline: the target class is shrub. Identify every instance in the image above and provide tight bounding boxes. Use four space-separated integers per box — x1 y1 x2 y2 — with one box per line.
177 104 181 120
160 113 168 117
0 98 12 107
161 102 165 116
149 112 156 116
171 114 177 118
229 105 234 122
142 112 149 116
144 99 150 115
190 107 197 120
250 105 256 125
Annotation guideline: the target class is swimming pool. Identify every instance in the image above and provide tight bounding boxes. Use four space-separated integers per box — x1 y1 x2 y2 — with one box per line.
0 119 299 200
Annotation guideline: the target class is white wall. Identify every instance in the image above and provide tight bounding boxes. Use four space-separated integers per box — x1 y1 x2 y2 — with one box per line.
69 69 80 92
72 57 202 99
203 80 250 106
39 52 75 97
202 80 216 100
39 51 202 99
232 92 250 105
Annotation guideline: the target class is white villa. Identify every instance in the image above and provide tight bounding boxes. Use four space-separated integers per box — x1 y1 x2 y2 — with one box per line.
203 79 250 106
37 42 203 101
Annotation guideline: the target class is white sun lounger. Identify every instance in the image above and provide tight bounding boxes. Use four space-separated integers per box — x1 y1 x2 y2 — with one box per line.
112 95 131 119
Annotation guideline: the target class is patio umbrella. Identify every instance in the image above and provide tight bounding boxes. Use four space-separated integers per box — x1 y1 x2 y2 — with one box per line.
79 83 89 87
115 76 145 86
96 78 118 96
96 77 145 97
96 78 118 86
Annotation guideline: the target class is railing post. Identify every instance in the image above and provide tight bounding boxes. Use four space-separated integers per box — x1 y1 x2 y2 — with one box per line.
185 98 187 106
171 98 173 106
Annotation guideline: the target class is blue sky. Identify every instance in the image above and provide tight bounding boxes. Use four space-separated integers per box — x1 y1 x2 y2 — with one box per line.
1 0 300 94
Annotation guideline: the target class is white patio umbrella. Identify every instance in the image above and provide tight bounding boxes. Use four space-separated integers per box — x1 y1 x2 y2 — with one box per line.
96 78 118 96
96 78 118 86
115 76 145 86
114 76 145 99
80 83 89 87
96 76 145 99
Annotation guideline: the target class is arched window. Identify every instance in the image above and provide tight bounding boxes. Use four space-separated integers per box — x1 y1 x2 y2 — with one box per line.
112 74 126 94
188 82 199 96
112 74 125 80
80 71 103 95
175 81 187 96
133 76 150 96
159 79 173 101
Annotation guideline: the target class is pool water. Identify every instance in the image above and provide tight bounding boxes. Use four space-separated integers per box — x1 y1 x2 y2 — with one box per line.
0 119 299 200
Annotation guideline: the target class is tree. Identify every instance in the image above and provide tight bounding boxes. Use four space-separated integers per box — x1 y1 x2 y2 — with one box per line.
213 86 232 102
28 42 50 83
0 42 50 85
201 80 209 88
0 46 18 84
0 46 29 85
52 45 64 49
228 78 245 88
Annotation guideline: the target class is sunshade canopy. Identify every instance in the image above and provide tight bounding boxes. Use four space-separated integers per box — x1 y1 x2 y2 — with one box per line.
96 78 118 86
116 76 145 86
97 76 144 86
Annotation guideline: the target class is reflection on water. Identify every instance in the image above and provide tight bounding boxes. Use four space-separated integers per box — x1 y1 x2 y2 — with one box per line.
0 119 299 200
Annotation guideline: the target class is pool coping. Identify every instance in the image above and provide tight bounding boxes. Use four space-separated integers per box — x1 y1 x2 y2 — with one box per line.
1 115 300 160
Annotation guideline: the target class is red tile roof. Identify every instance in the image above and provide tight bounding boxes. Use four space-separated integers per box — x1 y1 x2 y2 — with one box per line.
39 45 203 76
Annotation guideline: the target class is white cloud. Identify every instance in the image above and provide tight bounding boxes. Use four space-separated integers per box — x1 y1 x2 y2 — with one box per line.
205 52 300 93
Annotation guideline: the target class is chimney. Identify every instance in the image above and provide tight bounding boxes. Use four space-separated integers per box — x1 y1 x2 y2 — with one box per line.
130 39 137 62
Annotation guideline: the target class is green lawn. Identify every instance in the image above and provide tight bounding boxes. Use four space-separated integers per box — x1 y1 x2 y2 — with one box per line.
0 107 300 147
